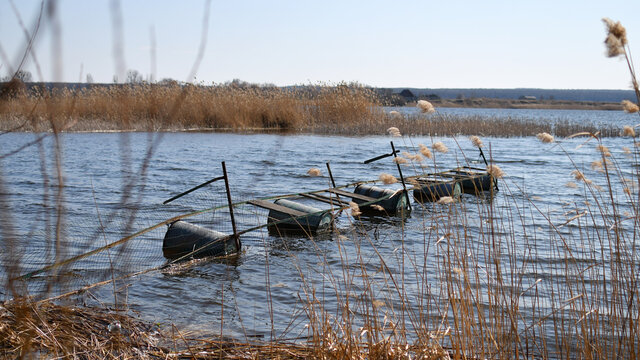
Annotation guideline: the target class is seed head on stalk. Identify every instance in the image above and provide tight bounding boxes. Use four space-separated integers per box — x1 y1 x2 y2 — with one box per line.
621 100 639 113
603 18 627 57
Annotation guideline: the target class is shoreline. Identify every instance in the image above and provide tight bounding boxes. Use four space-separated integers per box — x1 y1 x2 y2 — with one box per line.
407 97 622 111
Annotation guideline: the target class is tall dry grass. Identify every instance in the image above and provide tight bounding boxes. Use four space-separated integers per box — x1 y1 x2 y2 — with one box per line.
0 82 387 133
0 81 625 137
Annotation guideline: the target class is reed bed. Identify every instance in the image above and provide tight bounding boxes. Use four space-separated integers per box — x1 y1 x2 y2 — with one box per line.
0 82 386 133
0 82 624 137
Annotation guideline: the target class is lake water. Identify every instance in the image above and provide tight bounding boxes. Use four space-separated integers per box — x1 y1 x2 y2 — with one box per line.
389 106 640 130
1 108 638 353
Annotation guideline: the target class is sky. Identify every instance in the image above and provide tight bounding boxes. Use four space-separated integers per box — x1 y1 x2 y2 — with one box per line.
1 0 639 89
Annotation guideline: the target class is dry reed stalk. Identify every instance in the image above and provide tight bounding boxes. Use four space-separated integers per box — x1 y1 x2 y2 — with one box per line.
0 300 163 358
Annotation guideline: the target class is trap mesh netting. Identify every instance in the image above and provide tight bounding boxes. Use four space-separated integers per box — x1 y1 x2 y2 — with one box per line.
0 174 267 301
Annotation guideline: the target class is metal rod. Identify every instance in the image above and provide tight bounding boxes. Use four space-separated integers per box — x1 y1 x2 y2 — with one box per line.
163 175 225 204
390 141 411 211
222 161 241 252
363 150 400 164
478 147 489 166
326 162 337 188
326 161 344 217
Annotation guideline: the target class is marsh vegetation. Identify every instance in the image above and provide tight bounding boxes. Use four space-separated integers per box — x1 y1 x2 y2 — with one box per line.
1 15 640 360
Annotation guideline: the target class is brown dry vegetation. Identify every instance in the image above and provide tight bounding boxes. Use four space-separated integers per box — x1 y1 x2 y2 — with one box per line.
0 82 387 133
0 82 624 137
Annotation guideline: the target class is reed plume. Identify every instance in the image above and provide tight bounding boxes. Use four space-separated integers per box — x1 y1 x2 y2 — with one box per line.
418 144 433 159
486 164 504 178
621 100 639 113
393 157 408 164
307 168 322 177
417 99 435 113
349 201 361 217
437 196 455 204
536 132 555 143
379 173 398 184
386 127 401 137
596 144 611 157
469 135 483 148
603 18 628 57
571 169 591 184
388 110 402 119
401 151 423 162
432 142 448 153
622 125 636 137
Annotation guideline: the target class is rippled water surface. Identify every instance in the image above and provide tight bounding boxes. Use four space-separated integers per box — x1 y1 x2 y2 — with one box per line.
1 110 638 345
389 106 640 128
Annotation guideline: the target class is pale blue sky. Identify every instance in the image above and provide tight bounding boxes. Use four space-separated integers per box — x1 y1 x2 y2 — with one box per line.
1 0 639 89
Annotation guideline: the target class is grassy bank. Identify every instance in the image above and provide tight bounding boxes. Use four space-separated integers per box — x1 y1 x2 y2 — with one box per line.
428 97 622 110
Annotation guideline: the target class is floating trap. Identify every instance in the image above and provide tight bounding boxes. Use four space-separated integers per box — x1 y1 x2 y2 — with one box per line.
412 178 461 202
162 220 238 260
253 198 333 234
352 184 409 215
